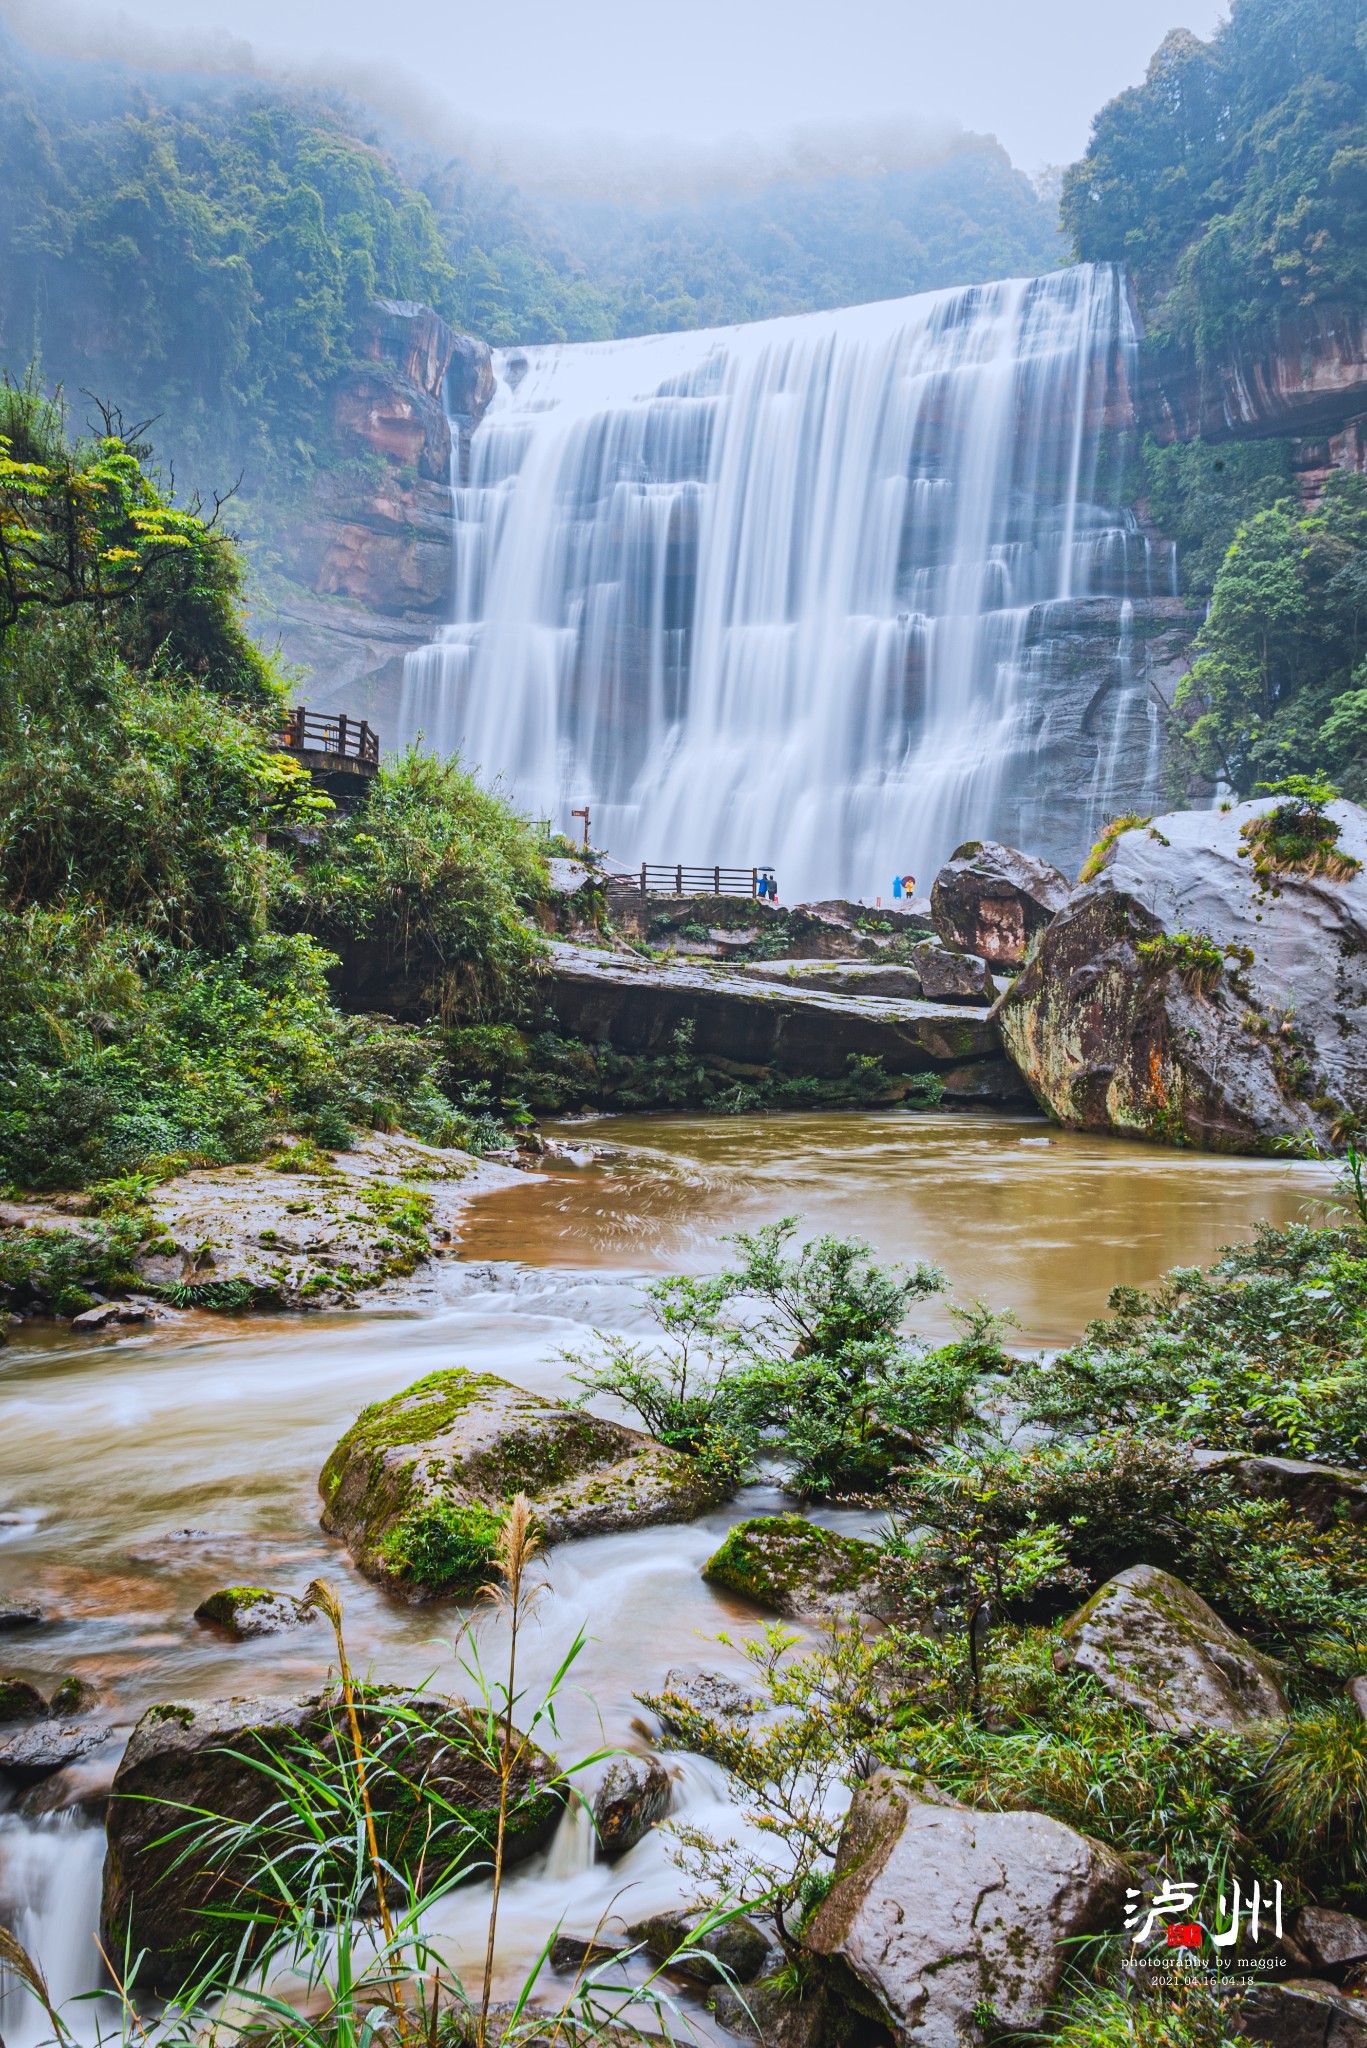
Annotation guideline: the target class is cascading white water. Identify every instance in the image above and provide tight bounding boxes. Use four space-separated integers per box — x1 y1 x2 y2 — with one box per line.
401 263 1161 897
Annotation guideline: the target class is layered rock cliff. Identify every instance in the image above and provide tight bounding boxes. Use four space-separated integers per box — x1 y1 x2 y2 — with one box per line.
1139 300 1367 493
251 301 493 737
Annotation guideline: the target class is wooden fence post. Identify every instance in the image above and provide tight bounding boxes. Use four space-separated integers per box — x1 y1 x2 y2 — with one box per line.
640 865 647 898
337 712 348 755
676 863 683 895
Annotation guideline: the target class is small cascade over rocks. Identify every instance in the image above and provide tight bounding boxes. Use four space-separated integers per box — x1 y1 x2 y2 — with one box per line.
400 265 1179 897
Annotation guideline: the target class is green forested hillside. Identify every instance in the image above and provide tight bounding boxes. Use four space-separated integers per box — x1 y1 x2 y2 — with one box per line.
1063 0 1367 356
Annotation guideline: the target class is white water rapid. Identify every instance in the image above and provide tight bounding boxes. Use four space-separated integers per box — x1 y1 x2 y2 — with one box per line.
399 263 1168 898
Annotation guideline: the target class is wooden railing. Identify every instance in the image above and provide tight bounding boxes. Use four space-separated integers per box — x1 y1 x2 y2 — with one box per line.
606 863 776 899
278 707 379 765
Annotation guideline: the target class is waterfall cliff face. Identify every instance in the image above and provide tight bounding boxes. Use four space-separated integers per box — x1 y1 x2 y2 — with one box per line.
399 265 1182 898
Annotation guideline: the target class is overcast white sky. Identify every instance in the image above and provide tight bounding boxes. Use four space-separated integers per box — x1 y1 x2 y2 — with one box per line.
7 0 1228 179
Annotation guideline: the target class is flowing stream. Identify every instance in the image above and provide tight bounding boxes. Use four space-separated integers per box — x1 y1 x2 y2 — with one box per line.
0 1112 1333 2040
399 267 1170 896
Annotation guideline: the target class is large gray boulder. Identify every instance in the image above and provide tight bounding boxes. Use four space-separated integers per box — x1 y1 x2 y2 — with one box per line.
998 798 1367 1152
1059 1564 1289 1735
805 1773 1127 2047
909 940 995 1005
931 841 1070 967
321 1367 727 1597
102 1688 563 1991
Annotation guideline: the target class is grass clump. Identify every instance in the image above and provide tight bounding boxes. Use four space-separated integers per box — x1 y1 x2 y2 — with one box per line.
1078 813 1151 884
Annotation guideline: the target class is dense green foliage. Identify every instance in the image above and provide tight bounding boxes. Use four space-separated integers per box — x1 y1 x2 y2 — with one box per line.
643 1209 1367 1963
0 391 545 1192
569 1219 994 1495
1172 471 1367 793
1064 0 1367 355
0 36 458 493
1140 432 1295 597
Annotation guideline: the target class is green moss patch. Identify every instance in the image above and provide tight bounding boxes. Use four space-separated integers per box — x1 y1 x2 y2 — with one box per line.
703 1513 882 1617
379 1499 504 1592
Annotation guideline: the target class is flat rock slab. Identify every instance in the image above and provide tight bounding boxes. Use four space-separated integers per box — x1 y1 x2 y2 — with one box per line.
1059 1562 1289 1735
321 1367 727 1596
741 960 926 999
806 1773 1127 2048
702 1514 883 1626
999 798 1367 1151
544 942 998 1077
0 1719 115 1781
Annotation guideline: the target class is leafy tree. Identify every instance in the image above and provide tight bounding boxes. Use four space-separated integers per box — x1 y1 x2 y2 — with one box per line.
1064 0 1367 357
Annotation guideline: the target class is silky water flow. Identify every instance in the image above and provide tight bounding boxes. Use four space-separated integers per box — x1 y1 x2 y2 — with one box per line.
399 264 1171 894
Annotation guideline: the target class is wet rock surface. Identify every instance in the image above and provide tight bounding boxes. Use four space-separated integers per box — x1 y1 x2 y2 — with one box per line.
806 1772 1128 2048
998 799 1367 1152
931 840 1071 966
702 1515 883 1626
193 1587 319 1637
909 938 995 1004
0 1718 114 1781
592 1753 672 1859
655 1665 759 1726
1239 1978 1367 2048
102 1687 562 1990
1059 1563 1289 1735
0 1131 517 1321
631 1907 772 1984
320 1367 728 1595
1297 1910 1367 1974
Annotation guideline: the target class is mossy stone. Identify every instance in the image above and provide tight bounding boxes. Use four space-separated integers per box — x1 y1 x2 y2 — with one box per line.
702 1514 883 1624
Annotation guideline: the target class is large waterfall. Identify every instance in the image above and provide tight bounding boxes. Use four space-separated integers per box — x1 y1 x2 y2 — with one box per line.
399 264 1172 899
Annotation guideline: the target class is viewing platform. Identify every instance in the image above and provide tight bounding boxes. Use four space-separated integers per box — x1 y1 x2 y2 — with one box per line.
275 707 379 799
605 862 776 900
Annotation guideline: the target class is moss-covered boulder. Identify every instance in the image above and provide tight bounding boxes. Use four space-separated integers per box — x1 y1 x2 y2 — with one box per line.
320 1368 729 1598
102 1686 563 1991
193 1587 317 1637
702 1515 883 1626
1058 1563 1289 1736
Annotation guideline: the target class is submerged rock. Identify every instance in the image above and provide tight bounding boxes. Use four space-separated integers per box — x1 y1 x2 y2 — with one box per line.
931 841 1070 967
998 798 1367 1152
193 1587 317 1637
702 1514 883 1626
320 1367 728 1597
1058 1563 1289 1735
805 1772 1127 2048
102 1686 563 1990
0 1600 43 1631
592 1753 672 1859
